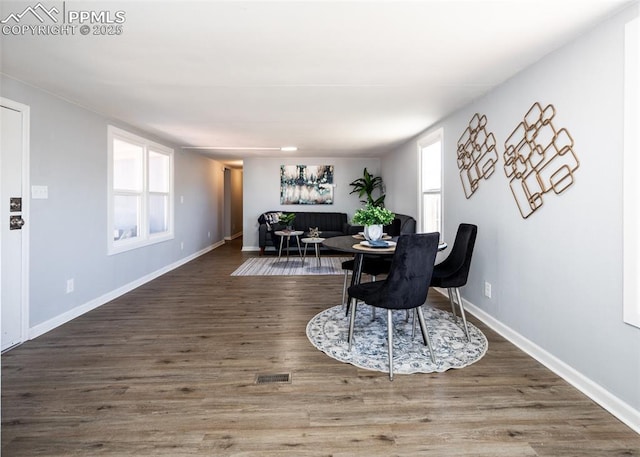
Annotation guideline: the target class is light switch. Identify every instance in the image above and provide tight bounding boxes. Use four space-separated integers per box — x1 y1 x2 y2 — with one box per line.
32 185 48 199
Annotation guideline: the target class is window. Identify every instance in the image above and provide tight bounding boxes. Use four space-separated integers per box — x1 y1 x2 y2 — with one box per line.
623 17 639 328
108 126 174 254
418 131 443 236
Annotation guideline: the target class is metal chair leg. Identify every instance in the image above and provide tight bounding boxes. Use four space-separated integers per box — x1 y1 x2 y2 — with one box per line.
387 309 394 381
416 306 436 362
371 276 377 322
454 288 470 341
348 299 358 350
341 271 349 308
412 308 416 339
447 288 456 317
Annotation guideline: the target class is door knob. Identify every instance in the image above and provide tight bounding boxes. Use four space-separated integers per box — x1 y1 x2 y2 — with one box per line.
9 215 25 230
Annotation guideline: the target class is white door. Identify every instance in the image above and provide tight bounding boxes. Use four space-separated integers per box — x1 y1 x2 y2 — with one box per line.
1 100 29 351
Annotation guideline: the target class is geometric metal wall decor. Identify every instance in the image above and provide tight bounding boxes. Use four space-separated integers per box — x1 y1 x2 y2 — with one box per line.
280 165 334 204
503 103 580 219
456 113 499 198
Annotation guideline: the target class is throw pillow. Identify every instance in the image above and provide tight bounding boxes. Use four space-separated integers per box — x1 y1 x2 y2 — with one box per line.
262 211 282 230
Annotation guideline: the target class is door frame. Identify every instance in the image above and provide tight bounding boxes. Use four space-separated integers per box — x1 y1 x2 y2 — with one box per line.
1 97 30 350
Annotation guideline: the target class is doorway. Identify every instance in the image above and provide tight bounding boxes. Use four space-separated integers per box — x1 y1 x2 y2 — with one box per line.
1 98 30 351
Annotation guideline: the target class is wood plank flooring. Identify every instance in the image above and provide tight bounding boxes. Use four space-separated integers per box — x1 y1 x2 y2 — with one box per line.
2 238 639 456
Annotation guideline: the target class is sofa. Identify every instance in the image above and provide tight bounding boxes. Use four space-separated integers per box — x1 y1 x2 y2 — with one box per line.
258 211 417 254
258 211 350 255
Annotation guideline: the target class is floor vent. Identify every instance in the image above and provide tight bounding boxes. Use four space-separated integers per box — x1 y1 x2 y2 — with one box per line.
255 373 291 384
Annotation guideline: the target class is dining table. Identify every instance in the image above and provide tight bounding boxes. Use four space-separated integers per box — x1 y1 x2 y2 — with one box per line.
322 234 447 290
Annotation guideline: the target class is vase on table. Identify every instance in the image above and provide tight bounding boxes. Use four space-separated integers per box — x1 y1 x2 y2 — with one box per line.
363 224 383 241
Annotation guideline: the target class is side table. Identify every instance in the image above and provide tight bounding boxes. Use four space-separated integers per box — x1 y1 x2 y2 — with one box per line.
274 230 304 260
301 237 325 267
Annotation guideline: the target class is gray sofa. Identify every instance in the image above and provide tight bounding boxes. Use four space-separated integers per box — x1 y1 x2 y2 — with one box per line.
258 211 350 255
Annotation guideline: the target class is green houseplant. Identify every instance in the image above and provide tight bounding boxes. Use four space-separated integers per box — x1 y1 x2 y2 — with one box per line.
352 204 395 241
349 168 386 207
279 212 296 230
352 204 395 226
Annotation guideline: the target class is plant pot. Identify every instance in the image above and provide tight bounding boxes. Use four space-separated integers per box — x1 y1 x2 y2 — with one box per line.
364 224 383 241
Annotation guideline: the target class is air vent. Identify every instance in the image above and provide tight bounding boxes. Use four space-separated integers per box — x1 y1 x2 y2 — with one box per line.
255 373 291 384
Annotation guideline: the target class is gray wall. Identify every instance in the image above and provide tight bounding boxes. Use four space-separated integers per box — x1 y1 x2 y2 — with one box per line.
1 75 225 330
383 4 640 415
242 156 382 250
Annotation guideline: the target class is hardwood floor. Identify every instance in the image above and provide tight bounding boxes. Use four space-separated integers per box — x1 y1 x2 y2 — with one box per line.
2 238 639 456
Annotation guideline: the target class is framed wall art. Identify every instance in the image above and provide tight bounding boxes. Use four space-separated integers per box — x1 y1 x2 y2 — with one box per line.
280 165 334 205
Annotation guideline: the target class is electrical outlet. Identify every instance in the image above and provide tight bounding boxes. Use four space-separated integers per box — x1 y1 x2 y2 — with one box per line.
66 278 74 294
208 231 211 238
484 281 492 299
180 241 184 251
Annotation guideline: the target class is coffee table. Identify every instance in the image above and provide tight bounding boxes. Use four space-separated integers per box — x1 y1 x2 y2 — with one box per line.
274 230 304 260
301 237 325 267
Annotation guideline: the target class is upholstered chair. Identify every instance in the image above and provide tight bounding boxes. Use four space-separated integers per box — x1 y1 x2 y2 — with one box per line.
347 233 440 380
429 223 477 340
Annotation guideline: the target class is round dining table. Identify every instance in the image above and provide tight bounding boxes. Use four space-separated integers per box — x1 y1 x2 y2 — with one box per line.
322 234 447 289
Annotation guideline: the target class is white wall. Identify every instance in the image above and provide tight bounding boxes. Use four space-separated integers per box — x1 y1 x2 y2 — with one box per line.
242 156 381 250
383 3 640 425
1 75 225 331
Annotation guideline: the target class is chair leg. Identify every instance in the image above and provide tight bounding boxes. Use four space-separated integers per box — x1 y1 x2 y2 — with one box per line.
348 299 358 350
454 288 470 341
447 288 457 317
341 271 349 308
371 276 377 321
387 309 394 381
416 306 436 362
412 308 416 339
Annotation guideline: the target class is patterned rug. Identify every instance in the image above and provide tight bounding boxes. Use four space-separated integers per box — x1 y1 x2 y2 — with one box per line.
306 304 488 374
231 256 351 276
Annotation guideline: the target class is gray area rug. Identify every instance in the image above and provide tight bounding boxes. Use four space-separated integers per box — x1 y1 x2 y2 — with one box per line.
307 304 488 374
231 256 352 276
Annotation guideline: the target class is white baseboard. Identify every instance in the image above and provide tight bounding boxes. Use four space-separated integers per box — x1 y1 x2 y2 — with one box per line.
242 246 260 252
28 241 224 340
224 231 243 241
433 288 640 435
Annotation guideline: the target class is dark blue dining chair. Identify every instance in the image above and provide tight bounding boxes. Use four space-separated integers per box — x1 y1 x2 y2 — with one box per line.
347 232 440 380
429 223 477 340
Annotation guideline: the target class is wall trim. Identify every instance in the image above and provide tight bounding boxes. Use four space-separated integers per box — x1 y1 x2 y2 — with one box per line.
433 288 640 435
28 241 224 341
224 231 243 241
242 246 260 252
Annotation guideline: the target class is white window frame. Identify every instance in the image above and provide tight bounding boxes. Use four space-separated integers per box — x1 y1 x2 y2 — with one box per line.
623 17 640 328
417 129 444 237
108 126 174 255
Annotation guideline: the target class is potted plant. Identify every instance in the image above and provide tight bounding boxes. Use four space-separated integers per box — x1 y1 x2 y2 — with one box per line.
352 204 395 241
279 212 296 231
349 168 386 207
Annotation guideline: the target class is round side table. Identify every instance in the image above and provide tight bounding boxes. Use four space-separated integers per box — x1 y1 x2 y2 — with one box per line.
301 237 325 267
274 230 304 260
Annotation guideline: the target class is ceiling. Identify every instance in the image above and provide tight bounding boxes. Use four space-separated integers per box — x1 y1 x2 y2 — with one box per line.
0 1 632 166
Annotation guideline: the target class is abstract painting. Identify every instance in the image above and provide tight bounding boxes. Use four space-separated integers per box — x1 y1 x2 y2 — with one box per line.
280 165 334 205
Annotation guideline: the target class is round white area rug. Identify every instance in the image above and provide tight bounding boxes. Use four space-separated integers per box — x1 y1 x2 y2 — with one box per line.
306 305 488 374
